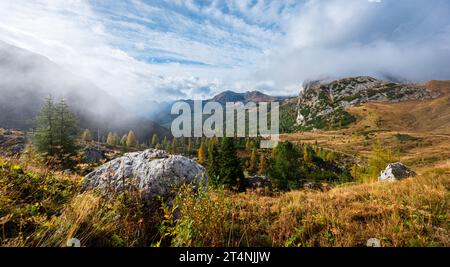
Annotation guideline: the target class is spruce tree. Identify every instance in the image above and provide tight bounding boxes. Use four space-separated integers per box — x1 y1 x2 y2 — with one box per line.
218 137 245 191
33 97 78 161
207 142 220 185
34 97 56 155
270 141 300 190
54 99 78 158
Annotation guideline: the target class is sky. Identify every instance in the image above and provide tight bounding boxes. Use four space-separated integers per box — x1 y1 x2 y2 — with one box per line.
0 0 450 110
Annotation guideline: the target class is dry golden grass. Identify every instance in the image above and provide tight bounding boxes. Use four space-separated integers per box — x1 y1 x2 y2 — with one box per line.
2 158 449 247
269 164 449 246
168 164 449 247
33 190 158 247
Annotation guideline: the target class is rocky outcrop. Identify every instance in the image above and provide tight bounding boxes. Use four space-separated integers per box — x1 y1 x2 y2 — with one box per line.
295 76 440 130
82 149 207 205
378 162 416 182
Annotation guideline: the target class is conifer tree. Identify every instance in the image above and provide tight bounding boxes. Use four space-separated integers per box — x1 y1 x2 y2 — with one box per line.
245 139 252 151
258 152 268 176
34 97 56 155
120 134 127 147
106 132 118 146
207 142 220 185
126 130 137 148
81 129 92 142
151 133 159 148
162 136 169 150
248 147 258 175
270 141 300 190
197 141 206 165
33 97 78 161
303 145 312 162
171 138 177 154
186 138 193 155
218 137 245 191
54 99 78 158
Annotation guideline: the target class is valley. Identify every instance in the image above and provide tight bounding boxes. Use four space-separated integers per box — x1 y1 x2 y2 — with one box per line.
1 76 449 247
0 32 449 249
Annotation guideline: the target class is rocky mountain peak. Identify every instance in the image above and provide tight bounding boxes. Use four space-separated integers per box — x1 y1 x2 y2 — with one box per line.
210 90 275 104
295 76 441 130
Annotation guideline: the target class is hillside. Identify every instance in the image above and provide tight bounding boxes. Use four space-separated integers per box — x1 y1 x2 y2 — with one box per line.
0 41 169 141
282 80 450 171
280 77 441 132
348 80 450 134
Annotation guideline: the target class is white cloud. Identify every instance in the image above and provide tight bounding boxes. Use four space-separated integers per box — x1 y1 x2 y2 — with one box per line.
0 0 286 109
0 0 449 112
253 0 450 90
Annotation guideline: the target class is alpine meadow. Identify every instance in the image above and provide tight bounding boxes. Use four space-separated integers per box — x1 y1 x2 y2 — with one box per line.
0 0 449 255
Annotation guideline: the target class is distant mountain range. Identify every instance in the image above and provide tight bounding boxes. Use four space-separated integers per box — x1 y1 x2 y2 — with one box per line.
211 90 277 103
153 90 280 128
153 76 446 132
0 41 169 141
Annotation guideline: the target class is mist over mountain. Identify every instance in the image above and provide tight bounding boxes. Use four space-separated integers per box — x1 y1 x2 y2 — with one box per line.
0 41 169 141
152 89 279 128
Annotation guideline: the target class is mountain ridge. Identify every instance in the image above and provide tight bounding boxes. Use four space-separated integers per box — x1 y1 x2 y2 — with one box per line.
211 90 277 103
153 89 279 128
292 76 441 131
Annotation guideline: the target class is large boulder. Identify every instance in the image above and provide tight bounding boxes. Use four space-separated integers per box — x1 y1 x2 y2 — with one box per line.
82 149 207 205
378 162 416 182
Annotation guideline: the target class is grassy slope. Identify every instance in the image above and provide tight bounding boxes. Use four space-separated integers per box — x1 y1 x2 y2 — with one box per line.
2 154 448 247
164 162 449 247
282 81 450 172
